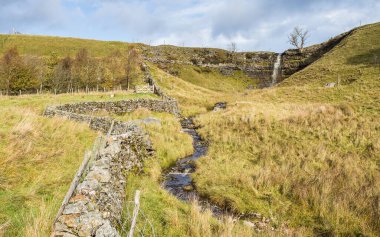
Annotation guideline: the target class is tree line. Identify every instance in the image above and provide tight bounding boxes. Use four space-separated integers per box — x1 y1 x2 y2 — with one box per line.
0 46 141 95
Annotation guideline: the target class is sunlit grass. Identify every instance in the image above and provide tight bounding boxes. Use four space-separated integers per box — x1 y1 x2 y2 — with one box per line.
0 34 139 57
0 92 155 237
120 109 256 236
139 22 380 235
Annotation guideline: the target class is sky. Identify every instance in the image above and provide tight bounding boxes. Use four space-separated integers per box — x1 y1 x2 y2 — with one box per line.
0 0 379 52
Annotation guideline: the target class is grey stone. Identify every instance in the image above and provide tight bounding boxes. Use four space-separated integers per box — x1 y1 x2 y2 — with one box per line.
213 102 227 111
87 168 111 183
77 212 104 237
63 201 88 215
77 179 100 194
95 221 120 237
325 82 336 88
54 221 74 233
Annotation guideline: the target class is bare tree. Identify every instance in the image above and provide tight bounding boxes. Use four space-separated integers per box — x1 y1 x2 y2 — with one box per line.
228 42 238 63
288 27 309 53
228 42 237 53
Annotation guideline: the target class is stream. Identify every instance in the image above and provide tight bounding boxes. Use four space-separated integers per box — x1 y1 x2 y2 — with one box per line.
161 117 278 231
162 117 207 202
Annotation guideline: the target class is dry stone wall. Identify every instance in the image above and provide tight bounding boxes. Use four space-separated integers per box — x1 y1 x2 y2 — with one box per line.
47 63 181 236
46 96 179 236
134 84 154 94
53 129 151 237
49 98 179 116
141 63 176 102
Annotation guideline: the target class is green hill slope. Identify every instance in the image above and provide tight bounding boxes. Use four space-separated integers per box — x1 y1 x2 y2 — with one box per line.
0 34 137 57
143 23 380 236
0 22 379 236
281 22 380 87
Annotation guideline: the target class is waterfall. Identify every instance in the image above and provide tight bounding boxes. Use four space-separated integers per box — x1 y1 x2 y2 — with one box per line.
271 54 282 86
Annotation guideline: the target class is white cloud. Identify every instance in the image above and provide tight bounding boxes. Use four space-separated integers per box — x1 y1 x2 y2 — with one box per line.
0 0 379 52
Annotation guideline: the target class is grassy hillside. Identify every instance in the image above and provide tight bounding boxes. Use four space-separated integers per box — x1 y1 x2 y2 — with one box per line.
160 64 253 92
0 34 252 96
147 22 380 236
0 92 155 237
281 22 380 87
0 34 138 57
0 22 379 236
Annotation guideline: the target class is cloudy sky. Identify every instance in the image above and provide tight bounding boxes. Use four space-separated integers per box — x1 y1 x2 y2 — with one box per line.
1 0 379 52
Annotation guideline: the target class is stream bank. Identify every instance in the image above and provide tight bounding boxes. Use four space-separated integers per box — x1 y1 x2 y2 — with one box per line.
161 117 284 233
162 117 206 201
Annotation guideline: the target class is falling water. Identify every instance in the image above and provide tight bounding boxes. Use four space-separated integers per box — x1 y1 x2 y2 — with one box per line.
271 54 282 86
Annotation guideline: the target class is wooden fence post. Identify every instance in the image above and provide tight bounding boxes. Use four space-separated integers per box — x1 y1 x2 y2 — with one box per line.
128 190 141 237
52 151 92 228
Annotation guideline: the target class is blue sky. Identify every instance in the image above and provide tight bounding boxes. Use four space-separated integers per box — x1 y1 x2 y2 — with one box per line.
0 0 379 52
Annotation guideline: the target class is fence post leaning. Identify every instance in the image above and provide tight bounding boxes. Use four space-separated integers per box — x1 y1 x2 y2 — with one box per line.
128 190 141 237
52 151 92 229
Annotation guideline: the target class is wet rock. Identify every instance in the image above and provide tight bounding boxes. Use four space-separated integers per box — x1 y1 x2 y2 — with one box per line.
180 118 196 129
183 185 194 191
213 102 227 111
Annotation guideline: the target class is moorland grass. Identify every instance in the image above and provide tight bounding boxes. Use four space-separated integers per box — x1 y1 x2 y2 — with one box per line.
115 109 256 236
143 22 380 235
0 92 155 237
1 22 379 236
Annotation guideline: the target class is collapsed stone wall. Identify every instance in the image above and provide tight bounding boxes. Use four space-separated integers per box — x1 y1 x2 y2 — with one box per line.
46 97 179 236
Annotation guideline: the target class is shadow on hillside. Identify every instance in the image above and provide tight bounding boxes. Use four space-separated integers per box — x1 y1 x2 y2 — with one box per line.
347 48 380 68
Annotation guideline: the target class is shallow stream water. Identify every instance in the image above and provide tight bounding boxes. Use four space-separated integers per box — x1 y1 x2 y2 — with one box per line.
161 117 276 231
162 117 207 201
